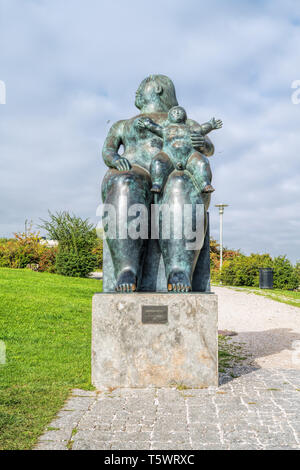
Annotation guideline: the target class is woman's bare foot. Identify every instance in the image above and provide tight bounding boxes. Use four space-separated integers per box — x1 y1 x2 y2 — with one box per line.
115 269 137 293
202 184 215 193
167 270 191 292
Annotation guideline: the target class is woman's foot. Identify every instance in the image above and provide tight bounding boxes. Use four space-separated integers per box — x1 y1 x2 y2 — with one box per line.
167 270 191 292
115 269 137 292
202 184 215 193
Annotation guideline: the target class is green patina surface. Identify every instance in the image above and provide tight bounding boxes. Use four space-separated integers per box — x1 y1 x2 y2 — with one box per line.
101 75 221 293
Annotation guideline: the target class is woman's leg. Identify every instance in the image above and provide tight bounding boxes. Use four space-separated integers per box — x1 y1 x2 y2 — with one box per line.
102 165 152 292
158 171 207 292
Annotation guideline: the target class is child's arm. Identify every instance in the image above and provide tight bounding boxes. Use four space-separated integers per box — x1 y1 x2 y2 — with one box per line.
200 117 223 135
137 117 164 138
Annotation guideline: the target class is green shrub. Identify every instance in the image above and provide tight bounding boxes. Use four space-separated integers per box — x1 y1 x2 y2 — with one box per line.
210 237 240 282
55 249 97 277
40 211 97 252
92 237 103 270
0 231 54 269
0 241 12 267
12 232 42 268
38 246 57 273
295 261 300 288
273 256 298 290
220 252 299 290
220 253 273 287
219 259 236 285
40 211 98 277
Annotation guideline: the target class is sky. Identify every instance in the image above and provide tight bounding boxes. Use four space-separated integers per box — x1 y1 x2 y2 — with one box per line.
0 0 300 262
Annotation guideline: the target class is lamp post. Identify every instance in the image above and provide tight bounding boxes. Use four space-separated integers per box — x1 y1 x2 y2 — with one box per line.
215 204 229 271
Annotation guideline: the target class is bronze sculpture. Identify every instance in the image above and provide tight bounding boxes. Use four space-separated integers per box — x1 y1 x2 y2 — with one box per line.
137 106 222 195
101 75 221 293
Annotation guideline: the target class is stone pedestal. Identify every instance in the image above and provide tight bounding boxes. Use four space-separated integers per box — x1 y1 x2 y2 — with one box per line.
92 293 218 389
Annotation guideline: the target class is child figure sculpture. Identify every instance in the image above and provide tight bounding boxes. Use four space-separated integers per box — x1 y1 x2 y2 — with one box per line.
137 106 222 194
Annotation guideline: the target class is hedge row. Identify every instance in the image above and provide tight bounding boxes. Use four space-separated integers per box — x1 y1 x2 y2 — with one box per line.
0 229 103 277
210 238 299 290
1 227 298 288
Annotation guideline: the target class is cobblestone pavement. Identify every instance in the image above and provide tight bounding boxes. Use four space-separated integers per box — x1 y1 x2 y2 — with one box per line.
36 369 300 450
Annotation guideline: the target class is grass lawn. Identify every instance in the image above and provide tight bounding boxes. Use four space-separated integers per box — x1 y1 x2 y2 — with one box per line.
0 268 100 450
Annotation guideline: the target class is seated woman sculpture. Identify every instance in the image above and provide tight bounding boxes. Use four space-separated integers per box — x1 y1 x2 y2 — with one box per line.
101 75 216 293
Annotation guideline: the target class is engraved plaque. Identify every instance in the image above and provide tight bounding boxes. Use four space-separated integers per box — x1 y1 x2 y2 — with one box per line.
142 305 168 324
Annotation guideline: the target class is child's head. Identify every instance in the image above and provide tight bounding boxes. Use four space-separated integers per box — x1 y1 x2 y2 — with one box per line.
168 106 187 124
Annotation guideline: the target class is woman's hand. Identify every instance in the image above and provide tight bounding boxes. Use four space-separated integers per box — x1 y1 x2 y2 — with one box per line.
112 156 132 171
137 117 152 129
190 132 206 151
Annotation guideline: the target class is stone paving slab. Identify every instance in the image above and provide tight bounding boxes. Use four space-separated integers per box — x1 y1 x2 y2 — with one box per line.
35 369 300 450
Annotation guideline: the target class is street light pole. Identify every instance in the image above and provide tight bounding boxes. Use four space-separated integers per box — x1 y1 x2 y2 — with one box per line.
215 204 228 271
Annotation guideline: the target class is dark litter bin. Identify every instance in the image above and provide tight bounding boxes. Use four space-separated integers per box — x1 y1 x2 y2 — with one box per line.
259 268 273 289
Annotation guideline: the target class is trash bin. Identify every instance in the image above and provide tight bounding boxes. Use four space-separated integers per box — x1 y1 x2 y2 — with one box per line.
259 268 273 289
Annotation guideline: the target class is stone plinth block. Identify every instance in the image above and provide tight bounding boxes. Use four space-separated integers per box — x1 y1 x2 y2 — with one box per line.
92 293 218 389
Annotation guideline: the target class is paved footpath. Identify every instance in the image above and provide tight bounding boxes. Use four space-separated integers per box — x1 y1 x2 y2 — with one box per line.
216 286 300 370
36 288 300 450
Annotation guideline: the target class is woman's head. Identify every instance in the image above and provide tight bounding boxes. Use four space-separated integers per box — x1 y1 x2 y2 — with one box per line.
135 75 178 112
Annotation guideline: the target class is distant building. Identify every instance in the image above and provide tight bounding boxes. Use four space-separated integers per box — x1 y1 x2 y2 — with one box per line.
40 238 58 247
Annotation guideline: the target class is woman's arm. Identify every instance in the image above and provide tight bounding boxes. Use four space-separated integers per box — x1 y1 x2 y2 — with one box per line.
102 120 132 171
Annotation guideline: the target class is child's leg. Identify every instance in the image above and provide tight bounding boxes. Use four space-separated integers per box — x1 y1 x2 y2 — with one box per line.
186 152 215 193
150 151 174 193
